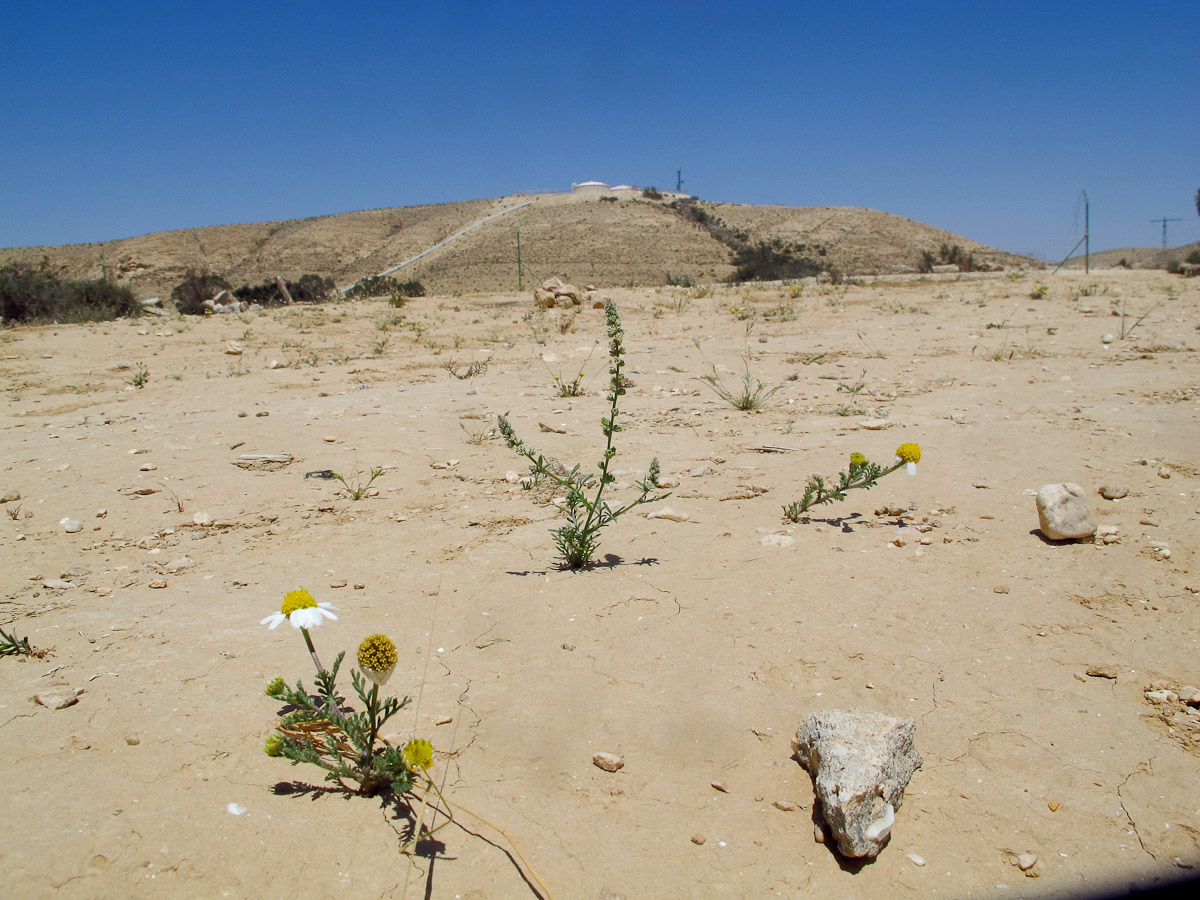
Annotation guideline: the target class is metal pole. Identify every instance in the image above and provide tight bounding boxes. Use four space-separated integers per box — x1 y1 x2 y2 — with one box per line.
517 220 523 291
1084 190 1089 275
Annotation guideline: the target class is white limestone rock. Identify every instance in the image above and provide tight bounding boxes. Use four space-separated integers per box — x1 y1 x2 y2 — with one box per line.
1036 483 1097 540
792 708 922 858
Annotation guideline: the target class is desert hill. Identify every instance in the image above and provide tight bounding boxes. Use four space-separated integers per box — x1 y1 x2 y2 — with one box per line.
1062 240 1200 270
0 192 1033 299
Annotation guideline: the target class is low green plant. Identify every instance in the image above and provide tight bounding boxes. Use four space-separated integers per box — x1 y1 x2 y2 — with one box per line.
372 335 390 356
498 299 669 568
333 466 385 500
1030 284 1048 300
699 355 783 411
783 444 922 521
544 344 596 397
0 624 40 657
127 362 149 388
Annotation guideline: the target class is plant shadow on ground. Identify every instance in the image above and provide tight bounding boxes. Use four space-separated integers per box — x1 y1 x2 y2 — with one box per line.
273 781 547 898
794 511 866 533
505 553 659 576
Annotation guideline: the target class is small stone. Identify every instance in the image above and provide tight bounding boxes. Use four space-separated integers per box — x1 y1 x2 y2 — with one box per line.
906 853 927 867
891 536 907 548
1139 518 1158 527
1099 485 1128 500
760 533 795 548
504 471 520 484
237 411 248 417
690 465 713 477
255 411 269 417
42 579 75 591
62 566 89 578
224 341 244 355
353 583 366 590
646 507 689 522
773 800 799 812
1086 665 1118 680
60 517 83 533
95 508 107 518
1145 690 1173 703
993 585 1010 594
1 489 20 503
164 557 194 574
323 436 337 443
1036 483 1097 540
1017 853 1038 871
1101 333 1114 344
1158 467 1171 479
593 752 624 772
561 643 576 651
329 579 348 588
34 686 80 709
814 822 827 843
1156 547 1171 560
691 834 706 845
711 780 729 793
125 735 140 745
139 463 157 472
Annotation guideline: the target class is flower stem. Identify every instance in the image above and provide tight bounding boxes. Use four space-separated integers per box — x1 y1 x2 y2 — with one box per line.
301 627 325 673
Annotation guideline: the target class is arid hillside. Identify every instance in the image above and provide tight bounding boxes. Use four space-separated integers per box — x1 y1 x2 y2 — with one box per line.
1063 241 1200 271
0 192 1032 300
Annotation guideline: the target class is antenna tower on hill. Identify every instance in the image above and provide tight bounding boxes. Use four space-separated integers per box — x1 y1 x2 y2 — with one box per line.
1053 189 1089 275
1150 216 1182 249
676 167 684 193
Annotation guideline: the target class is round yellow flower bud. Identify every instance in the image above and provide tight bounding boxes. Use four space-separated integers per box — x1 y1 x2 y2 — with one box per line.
357 634 398 686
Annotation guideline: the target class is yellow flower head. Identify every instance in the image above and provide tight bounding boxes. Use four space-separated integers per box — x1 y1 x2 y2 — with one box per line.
894 442 921 476
357 634 398 686
850 452 867 467
403 738 434 772
281 588 317 616
264 733 285 757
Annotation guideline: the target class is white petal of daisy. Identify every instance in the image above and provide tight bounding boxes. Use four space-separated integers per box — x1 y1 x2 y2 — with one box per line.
260 612 288 630
905 462 917 476
289 603 338 629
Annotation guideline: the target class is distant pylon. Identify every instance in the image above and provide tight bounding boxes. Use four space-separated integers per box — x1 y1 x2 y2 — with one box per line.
1150 216 1182 249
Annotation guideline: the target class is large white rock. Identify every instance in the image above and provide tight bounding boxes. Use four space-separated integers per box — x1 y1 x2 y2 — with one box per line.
1036 483 1097 540
792 708 921 858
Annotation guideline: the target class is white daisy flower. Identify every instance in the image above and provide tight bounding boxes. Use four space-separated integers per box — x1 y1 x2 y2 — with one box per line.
261 588 338 630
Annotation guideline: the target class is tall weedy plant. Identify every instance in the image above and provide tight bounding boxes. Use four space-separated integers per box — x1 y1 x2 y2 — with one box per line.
499 299 669 568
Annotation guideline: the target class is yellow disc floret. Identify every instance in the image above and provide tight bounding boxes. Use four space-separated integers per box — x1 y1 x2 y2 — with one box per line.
357 634 398 673
281 588 317 616
894 442 921 465
403 738 434 772
850 452 867 467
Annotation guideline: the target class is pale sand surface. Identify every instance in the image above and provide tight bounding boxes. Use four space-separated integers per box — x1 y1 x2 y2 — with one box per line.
2 269 1198 898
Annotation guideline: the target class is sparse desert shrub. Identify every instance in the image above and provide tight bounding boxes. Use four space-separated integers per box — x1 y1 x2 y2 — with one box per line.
0 262 141 324
642 187 664 200
1185 250 1200 265
665 271 696 287
728 239 826 283
345 275 425 301
233 274 334 307
172 270 231 315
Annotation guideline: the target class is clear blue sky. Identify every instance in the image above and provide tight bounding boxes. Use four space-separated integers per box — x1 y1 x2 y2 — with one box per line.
2 1 1197 260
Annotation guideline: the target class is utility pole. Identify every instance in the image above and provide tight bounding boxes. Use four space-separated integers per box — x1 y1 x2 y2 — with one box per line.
516 220 523 291
676 167 683 194
1150 216 1182 249
1053 189 1090 275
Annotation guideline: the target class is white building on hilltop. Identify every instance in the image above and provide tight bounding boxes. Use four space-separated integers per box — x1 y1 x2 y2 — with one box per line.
571 180 610 194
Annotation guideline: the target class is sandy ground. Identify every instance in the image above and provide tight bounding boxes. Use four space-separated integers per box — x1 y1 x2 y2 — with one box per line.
2 269 1199 899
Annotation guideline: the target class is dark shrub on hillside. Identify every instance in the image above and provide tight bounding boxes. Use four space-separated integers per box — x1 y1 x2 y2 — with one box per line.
642 187 664 200
233 274 335 307
171 270 231 315
916 243 977 274
1 262 140 324
727 239 827 282
344 275 425 300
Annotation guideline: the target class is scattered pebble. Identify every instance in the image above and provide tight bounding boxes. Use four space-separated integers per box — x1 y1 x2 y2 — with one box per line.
646 507 689 522
691 834 706 845
1101 333 1114 344
193 511 213 526
255 411 269 417
772 800 799 812
149 579 168 589
353 583 366 590
125 735 140 745
592 752 624 772
1158 467 1171 479
34 686 80 709
139 463 157 472
1085 665 1118 680
42 579 75 591
1 489 20 503
561 643 576 651
329 579 348 588
711 780 729 793
690 466 713 477
226 803 247 816
1099 485 1128 500
760 533 794 548
434 715 453 726
906 853 927 867
1017 853 1038 872
993 585 1010 594
59 517 83 533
